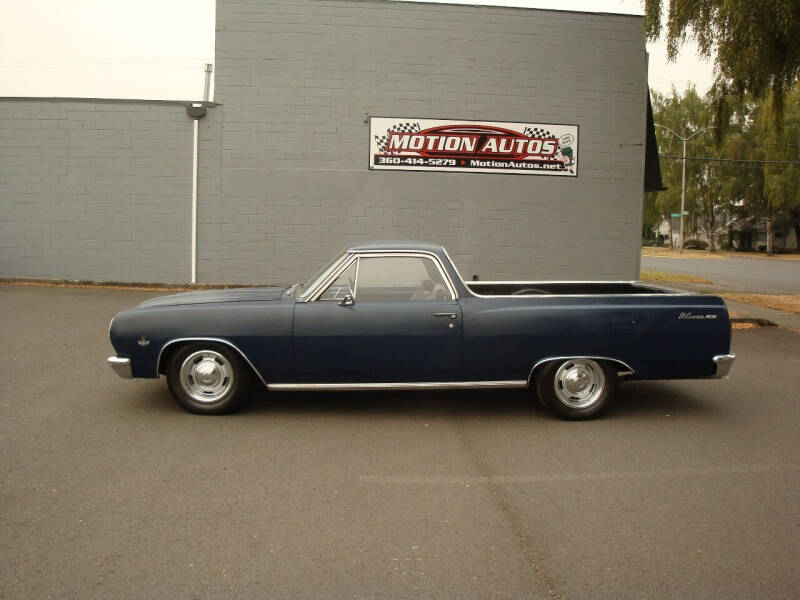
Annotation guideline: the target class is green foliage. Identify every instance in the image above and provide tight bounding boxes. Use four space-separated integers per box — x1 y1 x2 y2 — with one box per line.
645 0 800 131
649 87 708 217
646 85 800 251
757 90 800 212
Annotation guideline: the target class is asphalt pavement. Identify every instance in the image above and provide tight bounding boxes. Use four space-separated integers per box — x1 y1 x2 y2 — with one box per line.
2 284 800 599
641 254 800 294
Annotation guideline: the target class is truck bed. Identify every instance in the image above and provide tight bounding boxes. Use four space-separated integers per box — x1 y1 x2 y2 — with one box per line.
466 281 677 296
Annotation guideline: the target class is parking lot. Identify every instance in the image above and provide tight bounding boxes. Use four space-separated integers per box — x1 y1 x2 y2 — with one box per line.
2 283 799 599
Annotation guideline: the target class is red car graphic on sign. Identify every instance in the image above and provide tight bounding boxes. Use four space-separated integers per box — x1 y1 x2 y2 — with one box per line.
385 124 559 160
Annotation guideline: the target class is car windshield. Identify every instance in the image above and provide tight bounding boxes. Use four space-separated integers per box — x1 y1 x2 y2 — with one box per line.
296 252 347 298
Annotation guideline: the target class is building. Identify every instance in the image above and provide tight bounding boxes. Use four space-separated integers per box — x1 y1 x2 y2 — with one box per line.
0 0 662 284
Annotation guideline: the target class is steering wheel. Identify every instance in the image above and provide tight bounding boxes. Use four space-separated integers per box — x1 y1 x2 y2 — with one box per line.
432 284 447 300
511 287 548 295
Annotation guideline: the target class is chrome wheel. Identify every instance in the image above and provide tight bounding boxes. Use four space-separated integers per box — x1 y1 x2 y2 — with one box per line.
553 358 606 409
179 350 233 403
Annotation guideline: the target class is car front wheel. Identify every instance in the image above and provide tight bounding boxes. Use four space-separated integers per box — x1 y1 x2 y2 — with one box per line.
167 343 251 414
535 358 616 420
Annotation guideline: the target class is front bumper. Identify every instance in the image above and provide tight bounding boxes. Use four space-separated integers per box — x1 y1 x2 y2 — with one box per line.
712 354 736 378
108 356 133 379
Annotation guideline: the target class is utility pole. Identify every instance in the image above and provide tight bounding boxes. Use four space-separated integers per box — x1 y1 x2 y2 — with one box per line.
654 124 709 253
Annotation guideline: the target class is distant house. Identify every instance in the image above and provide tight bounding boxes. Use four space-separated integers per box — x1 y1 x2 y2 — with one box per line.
727 218 798 252
652 217 678 247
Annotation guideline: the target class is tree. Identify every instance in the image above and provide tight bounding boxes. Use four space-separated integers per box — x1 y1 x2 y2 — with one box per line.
743 87 800 253
645 1 800 132
648 85 800 254
649 86 720 249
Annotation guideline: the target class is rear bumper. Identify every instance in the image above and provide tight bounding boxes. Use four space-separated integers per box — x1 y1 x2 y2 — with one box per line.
712 354 736 378
108 356 133 379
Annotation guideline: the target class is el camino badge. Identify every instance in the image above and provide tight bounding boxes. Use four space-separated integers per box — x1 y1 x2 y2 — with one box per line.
137 336 151 347
678 312 717 320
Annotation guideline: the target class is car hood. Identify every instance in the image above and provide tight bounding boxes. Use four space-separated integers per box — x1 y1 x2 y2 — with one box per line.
137 286 289 308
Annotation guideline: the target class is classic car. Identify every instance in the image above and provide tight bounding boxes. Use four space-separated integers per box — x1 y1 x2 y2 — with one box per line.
108 242 735 419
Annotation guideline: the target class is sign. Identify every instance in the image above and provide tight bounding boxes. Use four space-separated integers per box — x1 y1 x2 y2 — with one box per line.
369 117 578 176
670 212 689 217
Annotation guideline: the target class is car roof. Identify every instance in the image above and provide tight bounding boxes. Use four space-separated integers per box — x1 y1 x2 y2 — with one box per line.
346 241 445 254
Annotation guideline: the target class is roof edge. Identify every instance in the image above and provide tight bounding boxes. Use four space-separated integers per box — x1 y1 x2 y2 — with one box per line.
377 0 643 18
0 96 219 107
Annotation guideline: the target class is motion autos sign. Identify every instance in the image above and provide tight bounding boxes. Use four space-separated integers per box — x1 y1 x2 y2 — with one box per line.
370 117 578 176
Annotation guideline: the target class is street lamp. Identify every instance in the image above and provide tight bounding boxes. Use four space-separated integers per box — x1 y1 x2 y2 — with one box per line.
654 124 709 253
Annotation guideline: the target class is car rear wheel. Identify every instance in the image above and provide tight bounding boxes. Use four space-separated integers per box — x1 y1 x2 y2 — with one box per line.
167 342 251 414
535 358 616 420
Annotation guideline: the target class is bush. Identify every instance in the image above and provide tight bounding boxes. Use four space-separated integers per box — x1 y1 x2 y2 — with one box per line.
684 239 708 250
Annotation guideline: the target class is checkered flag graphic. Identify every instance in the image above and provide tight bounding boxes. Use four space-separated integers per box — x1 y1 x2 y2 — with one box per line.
523 126 555 139
375 122 421 152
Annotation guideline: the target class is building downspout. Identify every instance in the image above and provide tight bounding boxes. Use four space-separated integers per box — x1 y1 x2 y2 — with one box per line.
187 64 212 283
191 117 199 283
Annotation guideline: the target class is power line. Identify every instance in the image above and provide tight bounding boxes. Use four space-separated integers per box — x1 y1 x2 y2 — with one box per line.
658 138 800 150
659 141 800 153
660 155 800 166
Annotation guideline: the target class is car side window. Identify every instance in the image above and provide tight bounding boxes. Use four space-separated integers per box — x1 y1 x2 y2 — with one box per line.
356 256 452 302
317 261 356 301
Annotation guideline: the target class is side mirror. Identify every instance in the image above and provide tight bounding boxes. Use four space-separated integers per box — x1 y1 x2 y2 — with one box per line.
338 294 354 307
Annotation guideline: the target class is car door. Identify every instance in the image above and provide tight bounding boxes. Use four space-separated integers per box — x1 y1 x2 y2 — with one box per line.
293 253 463 383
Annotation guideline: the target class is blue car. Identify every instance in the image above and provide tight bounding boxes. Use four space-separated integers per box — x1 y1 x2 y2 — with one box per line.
108 242 734 419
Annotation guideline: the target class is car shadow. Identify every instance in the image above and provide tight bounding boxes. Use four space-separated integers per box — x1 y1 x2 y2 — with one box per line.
607 380 720 418
242 386 546 418
242 381 719 419
118 379 720 420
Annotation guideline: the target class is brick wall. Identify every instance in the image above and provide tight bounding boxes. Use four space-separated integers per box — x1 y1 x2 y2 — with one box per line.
199 0 647 283
0 100 193 282
0 1 646 284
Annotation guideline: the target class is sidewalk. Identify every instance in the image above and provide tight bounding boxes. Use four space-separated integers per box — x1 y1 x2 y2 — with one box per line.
642 247 800 261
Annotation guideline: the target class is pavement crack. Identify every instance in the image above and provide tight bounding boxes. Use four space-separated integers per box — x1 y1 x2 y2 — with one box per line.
451 421 563 600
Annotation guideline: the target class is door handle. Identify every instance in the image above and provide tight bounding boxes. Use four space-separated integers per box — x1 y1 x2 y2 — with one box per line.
432 312 457 319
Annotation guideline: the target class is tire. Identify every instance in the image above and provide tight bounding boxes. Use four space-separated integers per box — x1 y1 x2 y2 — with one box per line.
535 358 616 420
166 342 251 414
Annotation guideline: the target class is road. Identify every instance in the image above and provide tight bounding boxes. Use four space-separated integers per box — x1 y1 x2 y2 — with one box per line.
2 284 800 599
641 254 800 293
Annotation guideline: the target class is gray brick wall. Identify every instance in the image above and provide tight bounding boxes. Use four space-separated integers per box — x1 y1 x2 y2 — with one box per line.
197 0 647 283
0 100 194 282
1 1 647 285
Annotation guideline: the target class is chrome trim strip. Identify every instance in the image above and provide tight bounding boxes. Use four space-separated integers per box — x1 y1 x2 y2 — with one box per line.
308 250 458 302
466 291 689 298
712 354 735 379
527 356 636 384
297 252 349 300
352 250 458 300
353 254 361 300
470 279 651 285
156 337 268 387
297 252 350 300
453 256 690 298
465 282 689 298
267 380 527 391
107 355 133 379
442 246 467 290
305 253 359 302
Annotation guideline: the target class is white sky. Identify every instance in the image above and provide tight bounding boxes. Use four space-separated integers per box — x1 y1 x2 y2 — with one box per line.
0 0 714 102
